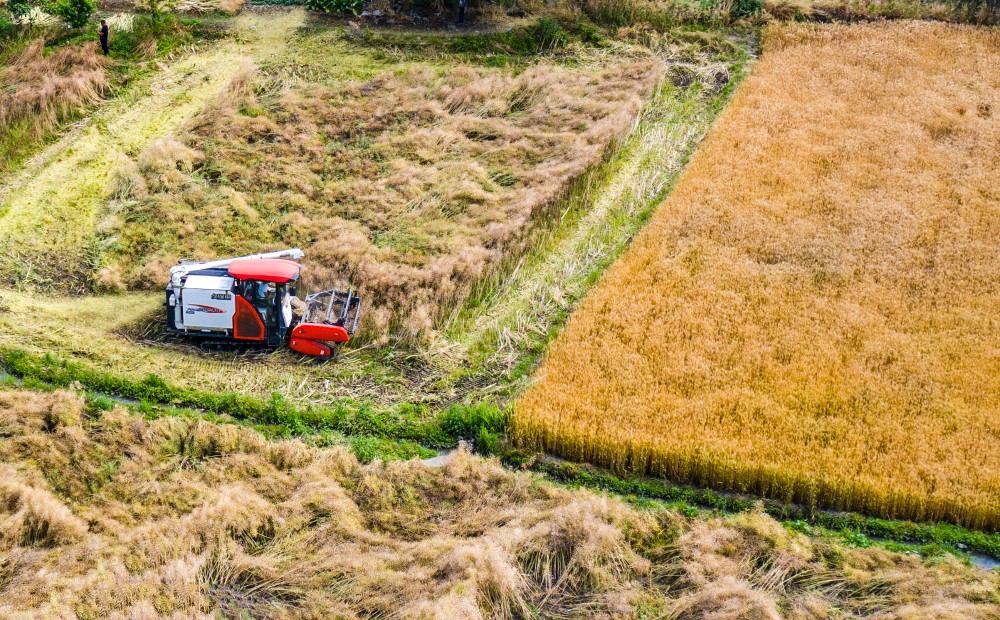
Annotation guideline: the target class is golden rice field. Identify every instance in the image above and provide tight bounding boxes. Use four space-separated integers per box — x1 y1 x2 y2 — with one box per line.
515 22 1000 529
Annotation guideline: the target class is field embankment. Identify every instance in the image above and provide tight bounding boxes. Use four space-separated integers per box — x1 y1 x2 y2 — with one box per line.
2 389 998 618
515 21 1000 529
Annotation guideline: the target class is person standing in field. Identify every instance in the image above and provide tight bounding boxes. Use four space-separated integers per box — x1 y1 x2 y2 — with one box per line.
97 19 109 56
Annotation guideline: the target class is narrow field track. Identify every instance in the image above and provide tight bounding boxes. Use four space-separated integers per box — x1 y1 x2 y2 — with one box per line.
0 9 305 287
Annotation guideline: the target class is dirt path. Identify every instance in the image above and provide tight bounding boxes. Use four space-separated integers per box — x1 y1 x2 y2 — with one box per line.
0 9 305 285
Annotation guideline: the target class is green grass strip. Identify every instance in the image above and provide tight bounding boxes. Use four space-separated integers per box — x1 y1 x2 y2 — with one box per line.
0 347 506 450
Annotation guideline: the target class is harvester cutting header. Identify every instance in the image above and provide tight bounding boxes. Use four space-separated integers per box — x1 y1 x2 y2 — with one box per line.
165 249 361 358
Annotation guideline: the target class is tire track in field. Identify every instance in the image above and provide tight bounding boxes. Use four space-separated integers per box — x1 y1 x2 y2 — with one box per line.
0 9 304 287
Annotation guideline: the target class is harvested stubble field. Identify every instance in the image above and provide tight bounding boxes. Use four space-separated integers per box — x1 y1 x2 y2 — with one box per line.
0 19 748 409
3 389 999 619
101 32 663 338
516 22 1000 529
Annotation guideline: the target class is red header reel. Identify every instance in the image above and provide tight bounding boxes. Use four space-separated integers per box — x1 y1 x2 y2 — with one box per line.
289 288 362 358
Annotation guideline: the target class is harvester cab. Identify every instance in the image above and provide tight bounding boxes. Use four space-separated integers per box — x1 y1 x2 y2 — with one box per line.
165 249 361 358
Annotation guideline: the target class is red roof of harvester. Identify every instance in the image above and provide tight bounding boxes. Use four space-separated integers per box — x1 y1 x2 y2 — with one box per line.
227 258 301 283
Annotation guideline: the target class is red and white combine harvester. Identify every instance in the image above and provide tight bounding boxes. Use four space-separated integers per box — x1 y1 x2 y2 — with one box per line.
165 249 361 358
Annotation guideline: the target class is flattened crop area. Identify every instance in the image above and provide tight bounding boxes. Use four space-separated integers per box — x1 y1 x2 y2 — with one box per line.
515 22 1000 529
0 10 304 291
4 390 998 618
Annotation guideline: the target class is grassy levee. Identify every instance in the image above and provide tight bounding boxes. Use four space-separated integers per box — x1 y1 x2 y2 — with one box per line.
0 347 507 450
534 459 1000 562
7 349 1000 568
515 21 1000 531
442 54 749 389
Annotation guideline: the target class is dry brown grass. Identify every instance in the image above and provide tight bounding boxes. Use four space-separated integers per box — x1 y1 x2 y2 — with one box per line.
1 389 997 618
515 21 1000 529
761 0 999 23
110 0 246 15
174 0 247 15
105 59 663 338
0 39 110 139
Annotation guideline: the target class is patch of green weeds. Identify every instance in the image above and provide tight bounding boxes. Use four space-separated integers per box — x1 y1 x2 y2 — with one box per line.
350 436 436 463
841 529 872 548
450 17 569 55
441 402 508 439
87 393 117 413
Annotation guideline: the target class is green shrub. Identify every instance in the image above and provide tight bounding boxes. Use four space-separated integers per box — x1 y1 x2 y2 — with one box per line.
475 426 500 456
730 0 761 18
842 530 872 548
108 28 141 55
304 0 362 14
262 392 288 424
351 436 379 463
679 504 699 518
441 402 508 439
88 393 117 413
7 0 33 19
0 14 16 40
578 22 603 45
532 17 569 49
700 0 760 19
50 0 95 28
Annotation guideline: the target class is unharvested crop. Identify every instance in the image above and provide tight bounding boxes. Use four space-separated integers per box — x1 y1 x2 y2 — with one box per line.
0 39 109 173
105 56 663 338
0 39 109 135
1 389 997 618
516 22 1000 529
